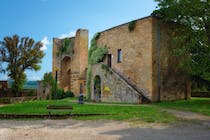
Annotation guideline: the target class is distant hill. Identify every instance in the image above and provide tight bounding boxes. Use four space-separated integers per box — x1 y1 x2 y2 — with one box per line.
8 80 38 89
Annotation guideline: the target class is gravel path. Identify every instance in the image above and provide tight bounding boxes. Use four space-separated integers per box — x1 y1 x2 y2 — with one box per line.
0 119 210 140
164 109 210 121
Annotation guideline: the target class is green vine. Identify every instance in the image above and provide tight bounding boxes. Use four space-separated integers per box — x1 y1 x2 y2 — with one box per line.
57 38 74 57
101 64 113 75
128 20 136 31
86 33 108 100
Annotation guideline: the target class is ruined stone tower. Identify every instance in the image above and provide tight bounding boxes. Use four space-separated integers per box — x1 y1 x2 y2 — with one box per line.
52 29 88 96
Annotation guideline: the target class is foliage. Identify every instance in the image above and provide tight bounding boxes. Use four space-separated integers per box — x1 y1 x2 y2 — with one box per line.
0 98 10 104
42 72 57 100
86 33 108 100
128 20 136 31
88 33 100 63
42 73 75 100
27 90 35 96
89 47 108 64
50 88 74 100
191 75 210 91
101 64 113 75
57 38 74 57
86 65 92 100
153 0 210 82
0 35 45 96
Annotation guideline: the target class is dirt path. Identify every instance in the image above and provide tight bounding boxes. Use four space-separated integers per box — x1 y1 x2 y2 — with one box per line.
163 109 210 121
0 119 210 140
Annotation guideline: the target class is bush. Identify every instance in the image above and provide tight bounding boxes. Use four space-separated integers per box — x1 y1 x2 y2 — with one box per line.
0 98 10 104
50 88 74 100
27 90 35 96
64 91 74 98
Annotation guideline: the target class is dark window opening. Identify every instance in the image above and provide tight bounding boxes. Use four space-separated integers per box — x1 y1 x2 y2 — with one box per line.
117 49 122 63
107 54 112 67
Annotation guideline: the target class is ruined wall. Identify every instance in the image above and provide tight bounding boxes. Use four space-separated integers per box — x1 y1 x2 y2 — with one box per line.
70 29 88 95
52 38 62 84
52 29 88 96
96 17 153 100
91 63 141 103
152 18 191 101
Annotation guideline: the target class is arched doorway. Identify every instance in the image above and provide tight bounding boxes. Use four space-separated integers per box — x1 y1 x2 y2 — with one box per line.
94 75 101 102
60 56 71 91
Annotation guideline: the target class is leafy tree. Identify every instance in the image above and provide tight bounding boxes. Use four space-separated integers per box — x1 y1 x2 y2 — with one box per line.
42 72 57 100
153 0 210 82
0 35 45 96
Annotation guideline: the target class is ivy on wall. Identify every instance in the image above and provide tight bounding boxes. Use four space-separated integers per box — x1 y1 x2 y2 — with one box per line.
86 33 108 100
57 38 74 57
128 20 137 31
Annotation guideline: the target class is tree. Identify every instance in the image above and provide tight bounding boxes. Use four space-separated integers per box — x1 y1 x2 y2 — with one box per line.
153 0 210 82
42 72 57 100
0 35 45 96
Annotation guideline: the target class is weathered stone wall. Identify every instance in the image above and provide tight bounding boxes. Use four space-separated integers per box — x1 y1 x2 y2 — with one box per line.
52 29 88 96
93 16 190 102
91 63 141 103
96 17 153 100
152 18 191 101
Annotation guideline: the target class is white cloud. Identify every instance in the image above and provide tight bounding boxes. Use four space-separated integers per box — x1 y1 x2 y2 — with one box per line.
41 36 50 51
59 31 76 39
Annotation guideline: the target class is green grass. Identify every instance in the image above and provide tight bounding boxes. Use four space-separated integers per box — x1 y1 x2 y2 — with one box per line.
154 98 210 116
1 97 209 122
0 98 176 123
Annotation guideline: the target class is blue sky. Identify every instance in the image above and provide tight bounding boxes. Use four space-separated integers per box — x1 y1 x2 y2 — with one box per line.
0 0 157 81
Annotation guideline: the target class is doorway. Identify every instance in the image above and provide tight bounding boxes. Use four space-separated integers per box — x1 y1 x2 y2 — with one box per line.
94 75 101 102
107 54 112 68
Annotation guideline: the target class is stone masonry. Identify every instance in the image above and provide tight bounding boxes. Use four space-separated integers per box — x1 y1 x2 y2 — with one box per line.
91 16 191 103
52 29 88 96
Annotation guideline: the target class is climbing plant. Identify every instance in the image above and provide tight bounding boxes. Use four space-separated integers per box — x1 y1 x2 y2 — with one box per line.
86 33 108 100
57 38 74 57
128 20 136 31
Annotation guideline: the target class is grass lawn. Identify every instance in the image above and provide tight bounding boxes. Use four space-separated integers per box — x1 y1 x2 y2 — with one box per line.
0 98 176 123
154 98 210 116
1 97 209 122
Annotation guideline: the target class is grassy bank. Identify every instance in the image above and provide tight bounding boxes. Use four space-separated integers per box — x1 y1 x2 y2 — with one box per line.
154 98 210 116
0 98 175 123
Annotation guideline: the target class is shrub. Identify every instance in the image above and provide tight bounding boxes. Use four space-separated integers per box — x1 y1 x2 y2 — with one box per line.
0 98 10 104
64 91 74 98
27 90 35 96
128 20 136 31
50 88 74 100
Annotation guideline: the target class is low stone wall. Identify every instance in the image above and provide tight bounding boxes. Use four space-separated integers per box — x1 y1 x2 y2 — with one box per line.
191 92 210 98
91 63 142 103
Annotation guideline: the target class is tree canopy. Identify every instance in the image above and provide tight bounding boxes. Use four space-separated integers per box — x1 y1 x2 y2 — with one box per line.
153 0 210 82
0 35 45 96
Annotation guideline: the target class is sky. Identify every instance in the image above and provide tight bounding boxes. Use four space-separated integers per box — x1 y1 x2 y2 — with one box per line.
0 0 157 81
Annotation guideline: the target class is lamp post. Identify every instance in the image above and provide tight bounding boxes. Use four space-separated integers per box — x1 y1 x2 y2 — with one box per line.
55 67 59 100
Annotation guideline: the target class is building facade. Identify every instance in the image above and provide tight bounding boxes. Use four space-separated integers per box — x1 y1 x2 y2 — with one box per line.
91 16 191 103
52 29 88 96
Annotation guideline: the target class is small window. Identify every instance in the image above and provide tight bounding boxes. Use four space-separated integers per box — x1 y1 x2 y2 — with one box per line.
117 49 122 63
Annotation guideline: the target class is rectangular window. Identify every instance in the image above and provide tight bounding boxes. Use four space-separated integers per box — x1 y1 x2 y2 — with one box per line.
117 49 122 63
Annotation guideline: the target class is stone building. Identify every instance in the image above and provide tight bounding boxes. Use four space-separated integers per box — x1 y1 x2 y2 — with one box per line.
52 29 88 96
91 16 191 103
